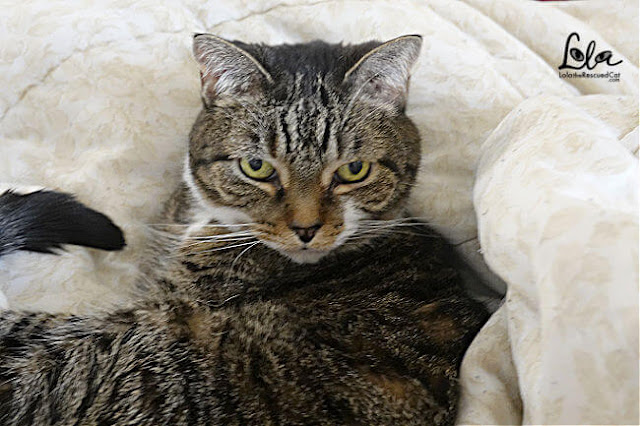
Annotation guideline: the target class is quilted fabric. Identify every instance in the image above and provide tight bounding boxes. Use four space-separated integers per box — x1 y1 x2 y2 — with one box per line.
458 94 638 424
0 0 637 423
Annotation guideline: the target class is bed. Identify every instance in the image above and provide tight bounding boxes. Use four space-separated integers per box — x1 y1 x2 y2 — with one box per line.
1 0 637 423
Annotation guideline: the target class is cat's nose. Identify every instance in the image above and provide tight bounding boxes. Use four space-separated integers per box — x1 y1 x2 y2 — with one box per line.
290 223 323 243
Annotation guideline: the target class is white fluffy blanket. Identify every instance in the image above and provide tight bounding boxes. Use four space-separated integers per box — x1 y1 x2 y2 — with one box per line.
1 0 637 423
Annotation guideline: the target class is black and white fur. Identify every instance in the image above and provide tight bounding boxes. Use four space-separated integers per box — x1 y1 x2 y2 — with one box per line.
0 188 125 258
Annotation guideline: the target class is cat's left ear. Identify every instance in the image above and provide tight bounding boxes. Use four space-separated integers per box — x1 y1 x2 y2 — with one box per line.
193 34 273 107
344 35 422 111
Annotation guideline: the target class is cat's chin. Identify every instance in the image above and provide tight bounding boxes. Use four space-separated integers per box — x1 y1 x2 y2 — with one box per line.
257 237 333 263
278 247 331 264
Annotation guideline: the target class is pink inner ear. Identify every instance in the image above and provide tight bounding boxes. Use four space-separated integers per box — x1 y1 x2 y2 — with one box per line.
370 78 384 93
366 77 406 104
199 70 219 106
200 69 227 86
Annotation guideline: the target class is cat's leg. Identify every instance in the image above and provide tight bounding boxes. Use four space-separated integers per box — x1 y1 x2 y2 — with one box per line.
0 299 217 426
0 188 125 257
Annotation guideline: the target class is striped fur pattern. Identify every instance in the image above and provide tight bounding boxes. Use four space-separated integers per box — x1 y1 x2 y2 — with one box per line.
0 35 488 425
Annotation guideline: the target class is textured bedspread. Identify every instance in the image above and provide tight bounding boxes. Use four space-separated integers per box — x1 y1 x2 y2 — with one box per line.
1 0 637 423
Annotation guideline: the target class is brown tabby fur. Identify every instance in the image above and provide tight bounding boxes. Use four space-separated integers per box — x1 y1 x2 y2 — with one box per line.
0 34 488 425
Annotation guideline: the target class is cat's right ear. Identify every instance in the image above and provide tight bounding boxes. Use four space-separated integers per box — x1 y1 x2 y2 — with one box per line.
343 35 422 112
192 34 273 107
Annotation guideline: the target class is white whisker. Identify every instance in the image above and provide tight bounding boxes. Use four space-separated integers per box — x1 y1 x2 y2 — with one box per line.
184 240 261 256
179 236 257 250
230 240 261 269
147 223 257 228
169 240 261 258
183 232 256 240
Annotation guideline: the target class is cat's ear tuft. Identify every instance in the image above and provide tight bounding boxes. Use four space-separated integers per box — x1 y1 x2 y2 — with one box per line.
344 35 422 111
193 34 273 107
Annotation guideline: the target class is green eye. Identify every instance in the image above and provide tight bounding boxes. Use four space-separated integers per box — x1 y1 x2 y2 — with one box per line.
335 161 371 183
239 158 275 180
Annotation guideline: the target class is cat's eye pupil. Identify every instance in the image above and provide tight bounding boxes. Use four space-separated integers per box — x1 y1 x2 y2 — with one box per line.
348 161 363 175
248 159 263 171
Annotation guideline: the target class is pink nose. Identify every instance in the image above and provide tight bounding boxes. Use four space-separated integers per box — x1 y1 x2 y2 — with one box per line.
290 223 322 243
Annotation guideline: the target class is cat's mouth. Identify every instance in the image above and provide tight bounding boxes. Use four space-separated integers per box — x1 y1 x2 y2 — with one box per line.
266 243 332 264
251 223 353 264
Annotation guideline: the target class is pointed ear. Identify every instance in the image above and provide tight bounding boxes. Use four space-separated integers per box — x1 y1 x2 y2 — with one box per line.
343 35 422 111
192 34 273 107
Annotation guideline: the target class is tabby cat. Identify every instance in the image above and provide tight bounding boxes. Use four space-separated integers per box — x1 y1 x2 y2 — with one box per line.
0 34 488 425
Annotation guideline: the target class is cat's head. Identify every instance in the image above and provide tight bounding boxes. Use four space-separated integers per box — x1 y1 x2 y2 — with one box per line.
185 34 422 263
